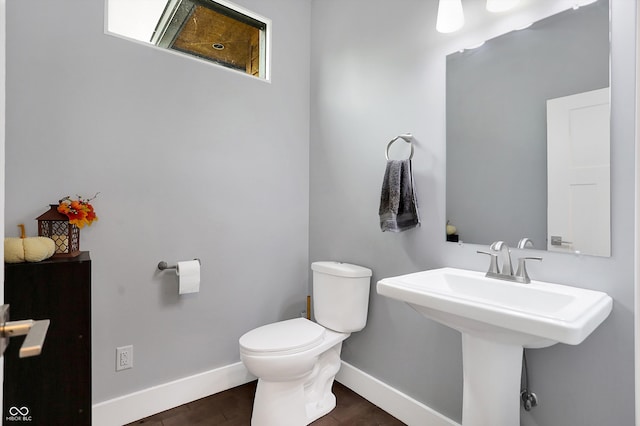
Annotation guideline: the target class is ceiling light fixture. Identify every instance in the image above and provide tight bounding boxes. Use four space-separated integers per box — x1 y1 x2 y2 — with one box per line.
486 0 520 13
437 0 465 33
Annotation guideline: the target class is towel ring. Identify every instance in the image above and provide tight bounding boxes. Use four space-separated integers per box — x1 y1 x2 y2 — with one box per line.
385 133 414 160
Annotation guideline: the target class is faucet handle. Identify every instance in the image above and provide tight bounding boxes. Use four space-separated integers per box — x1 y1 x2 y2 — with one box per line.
515 256 543 284
477 250 500 274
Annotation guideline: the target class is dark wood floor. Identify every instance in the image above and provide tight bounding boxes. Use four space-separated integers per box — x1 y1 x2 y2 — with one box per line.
126 380 406 426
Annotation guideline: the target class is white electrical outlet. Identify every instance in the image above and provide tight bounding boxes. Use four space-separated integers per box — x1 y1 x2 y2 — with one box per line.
116 345 133 371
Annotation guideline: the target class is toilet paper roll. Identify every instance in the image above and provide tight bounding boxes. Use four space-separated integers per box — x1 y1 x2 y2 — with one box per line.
176 260 200 295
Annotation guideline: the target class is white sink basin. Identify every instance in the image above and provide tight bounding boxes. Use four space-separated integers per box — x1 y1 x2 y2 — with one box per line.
377 267 612 348
377 267 613 426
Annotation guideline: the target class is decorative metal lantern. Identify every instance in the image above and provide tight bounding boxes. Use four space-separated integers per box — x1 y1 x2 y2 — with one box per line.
36 204 80 257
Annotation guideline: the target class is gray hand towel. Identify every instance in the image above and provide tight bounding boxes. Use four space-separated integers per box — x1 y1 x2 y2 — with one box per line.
379 159 420 232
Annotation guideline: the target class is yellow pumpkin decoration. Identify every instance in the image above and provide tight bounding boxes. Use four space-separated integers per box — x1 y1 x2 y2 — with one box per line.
4 224 56 263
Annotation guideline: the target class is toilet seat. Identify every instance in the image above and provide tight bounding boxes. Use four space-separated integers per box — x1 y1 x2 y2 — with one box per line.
239 318 326 356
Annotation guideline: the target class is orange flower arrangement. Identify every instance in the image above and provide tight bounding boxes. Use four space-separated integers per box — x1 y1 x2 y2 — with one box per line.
57 194 99 228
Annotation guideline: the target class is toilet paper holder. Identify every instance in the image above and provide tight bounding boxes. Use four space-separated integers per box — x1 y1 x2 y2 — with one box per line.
158 258 201 271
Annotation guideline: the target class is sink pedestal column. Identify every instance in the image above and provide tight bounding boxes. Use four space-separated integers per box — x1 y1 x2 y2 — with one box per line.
461 333 523 426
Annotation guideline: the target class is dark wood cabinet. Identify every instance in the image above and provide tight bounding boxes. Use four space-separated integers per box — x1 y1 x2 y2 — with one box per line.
3 252 91 425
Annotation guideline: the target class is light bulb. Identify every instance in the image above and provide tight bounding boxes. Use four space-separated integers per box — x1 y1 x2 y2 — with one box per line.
486 0 520 13
436 0 464 34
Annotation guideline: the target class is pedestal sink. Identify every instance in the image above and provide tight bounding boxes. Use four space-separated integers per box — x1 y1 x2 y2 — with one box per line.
377 267 612 426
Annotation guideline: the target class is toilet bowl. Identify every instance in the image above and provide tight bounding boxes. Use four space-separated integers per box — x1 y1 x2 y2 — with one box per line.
240 318 348 425
239 261 372 426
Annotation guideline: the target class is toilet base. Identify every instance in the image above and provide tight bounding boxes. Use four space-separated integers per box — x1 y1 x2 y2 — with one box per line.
250 343 343 426
252 380 310 426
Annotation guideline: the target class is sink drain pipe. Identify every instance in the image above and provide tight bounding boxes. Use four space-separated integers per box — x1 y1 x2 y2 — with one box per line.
521 350 539 411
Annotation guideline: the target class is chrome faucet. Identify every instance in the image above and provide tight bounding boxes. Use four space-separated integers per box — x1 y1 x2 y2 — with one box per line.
490 241 513 276
477 240 542 284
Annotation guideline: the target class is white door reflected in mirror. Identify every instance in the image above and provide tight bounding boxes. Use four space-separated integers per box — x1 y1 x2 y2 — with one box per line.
547 88 611 257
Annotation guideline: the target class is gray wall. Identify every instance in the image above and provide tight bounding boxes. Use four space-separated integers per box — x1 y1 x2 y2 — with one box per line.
446 2 610 248
5 0 311 403
310 0 635 425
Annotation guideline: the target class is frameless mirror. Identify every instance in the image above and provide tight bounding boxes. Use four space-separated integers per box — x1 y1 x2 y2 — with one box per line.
106 0 270 80
445 0 610 256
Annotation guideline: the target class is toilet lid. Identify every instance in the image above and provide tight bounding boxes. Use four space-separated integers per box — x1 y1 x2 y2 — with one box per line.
239 318 325 355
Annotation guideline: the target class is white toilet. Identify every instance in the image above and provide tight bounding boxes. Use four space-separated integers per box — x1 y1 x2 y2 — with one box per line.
239 261 372 426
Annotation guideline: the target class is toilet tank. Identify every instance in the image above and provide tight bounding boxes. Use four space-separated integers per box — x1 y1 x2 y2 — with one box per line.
311 261 372 333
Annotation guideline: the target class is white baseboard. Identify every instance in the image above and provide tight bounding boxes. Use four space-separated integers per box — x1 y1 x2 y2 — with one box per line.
336 361 460 426
92 360 459 426
92 362 255 426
